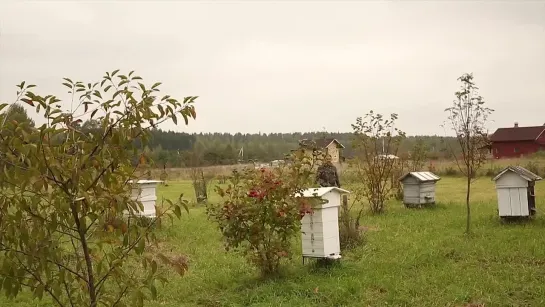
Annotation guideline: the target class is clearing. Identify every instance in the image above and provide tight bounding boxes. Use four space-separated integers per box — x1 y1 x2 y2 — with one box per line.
2 177 545 306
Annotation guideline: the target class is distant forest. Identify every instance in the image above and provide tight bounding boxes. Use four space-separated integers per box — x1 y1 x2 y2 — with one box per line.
141 128 460 168
4 104 461 168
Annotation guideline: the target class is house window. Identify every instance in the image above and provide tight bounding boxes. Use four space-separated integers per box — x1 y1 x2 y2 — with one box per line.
514 147 520 153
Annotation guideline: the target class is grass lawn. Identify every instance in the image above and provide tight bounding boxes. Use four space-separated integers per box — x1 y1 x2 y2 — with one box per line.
3 177 545 306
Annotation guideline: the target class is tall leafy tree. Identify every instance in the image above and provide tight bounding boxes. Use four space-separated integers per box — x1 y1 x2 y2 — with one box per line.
0 71 197 306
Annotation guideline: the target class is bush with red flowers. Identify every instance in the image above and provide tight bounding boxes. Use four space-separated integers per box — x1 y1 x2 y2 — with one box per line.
207 149 324 276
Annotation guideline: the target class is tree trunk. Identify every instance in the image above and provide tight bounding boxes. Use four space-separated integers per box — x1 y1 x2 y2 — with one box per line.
71 203 97 306
465 174 471 234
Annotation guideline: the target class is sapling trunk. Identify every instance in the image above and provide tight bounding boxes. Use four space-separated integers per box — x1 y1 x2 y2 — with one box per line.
466 174 471 234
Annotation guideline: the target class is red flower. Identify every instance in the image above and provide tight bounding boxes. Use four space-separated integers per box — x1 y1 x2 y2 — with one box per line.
248 189 259 198
248 188 267 200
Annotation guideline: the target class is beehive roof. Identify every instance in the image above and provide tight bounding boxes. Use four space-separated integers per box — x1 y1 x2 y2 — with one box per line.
297 187 350 197
492 166 542 182
128 180 163 185
399 172 441 183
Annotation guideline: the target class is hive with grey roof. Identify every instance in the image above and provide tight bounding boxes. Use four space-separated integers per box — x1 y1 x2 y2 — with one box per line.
399 172 441 207
492 166 542 218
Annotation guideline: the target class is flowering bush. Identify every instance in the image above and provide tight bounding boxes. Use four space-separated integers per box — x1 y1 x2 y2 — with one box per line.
207 149 322 276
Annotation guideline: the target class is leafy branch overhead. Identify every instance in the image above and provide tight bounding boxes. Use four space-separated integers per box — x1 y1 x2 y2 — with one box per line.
0 70 197 307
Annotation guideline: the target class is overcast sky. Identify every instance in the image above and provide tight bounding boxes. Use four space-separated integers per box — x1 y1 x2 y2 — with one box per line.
1 1 544 135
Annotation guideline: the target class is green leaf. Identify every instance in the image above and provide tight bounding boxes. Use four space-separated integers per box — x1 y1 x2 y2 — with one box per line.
113 90 123 99
150 282 157 299
151 260 157 274
34 284 44 299
157 105 165 117
173 205 182 219
91 109 98 119
112 69 120 76
136 238 145 254
151 82 162 89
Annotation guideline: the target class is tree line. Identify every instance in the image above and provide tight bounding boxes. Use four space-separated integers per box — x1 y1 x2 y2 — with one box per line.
142 131 461 167
6 103 461 168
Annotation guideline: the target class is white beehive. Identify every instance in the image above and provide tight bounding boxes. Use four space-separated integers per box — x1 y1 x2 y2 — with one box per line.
298 187 349 260
493 166 541 218
129 180 163 217
399 172 441 207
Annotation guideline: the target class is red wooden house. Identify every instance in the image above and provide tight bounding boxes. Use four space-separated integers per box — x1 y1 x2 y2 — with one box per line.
489 123 545 159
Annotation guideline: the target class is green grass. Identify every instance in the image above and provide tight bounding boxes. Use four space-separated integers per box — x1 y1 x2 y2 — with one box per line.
3 177 545 306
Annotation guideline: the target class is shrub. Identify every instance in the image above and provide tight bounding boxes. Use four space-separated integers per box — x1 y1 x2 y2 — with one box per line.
351 111 406 214
445 166 459 176
408 139 429 171
525 161 540 176
0 71 193 306
338 184 366 249
529 150 545 159
428 161 437 173
484 166 502 178
207 149 321 276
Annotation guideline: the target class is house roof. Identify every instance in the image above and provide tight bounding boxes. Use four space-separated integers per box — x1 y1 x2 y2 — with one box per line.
299 138 345 149
492 166 542 182
399 172 441 183
490 126 545 142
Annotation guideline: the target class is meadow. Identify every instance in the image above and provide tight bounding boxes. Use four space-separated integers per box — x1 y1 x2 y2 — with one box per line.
3 174 545 306
147 155 545 181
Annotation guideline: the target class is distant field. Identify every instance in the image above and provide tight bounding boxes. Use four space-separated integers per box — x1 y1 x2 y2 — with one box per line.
149 156 545 181
4 176 545 306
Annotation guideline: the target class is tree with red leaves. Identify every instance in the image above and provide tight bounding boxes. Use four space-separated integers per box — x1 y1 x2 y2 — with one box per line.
208 149 323 276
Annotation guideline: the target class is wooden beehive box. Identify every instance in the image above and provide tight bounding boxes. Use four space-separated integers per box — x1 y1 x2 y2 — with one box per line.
399 172 441 207
130 180 163 217
493 166 542 218
299 187 349 260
